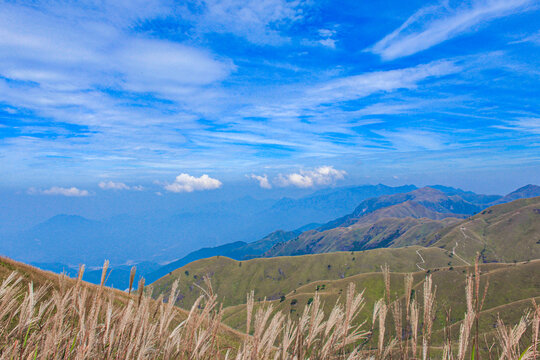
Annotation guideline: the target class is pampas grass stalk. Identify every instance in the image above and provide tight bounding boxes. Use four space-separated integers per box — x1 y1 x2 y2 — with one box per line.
410 298 419 360
128 266 136 295
422 275 435 360
0 259 538 360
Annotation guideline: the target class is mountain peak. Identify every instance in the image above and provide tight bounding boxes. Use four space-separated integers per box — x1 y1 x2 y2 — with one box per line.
508 184 540 195
411 186 445 195
493 184 540 204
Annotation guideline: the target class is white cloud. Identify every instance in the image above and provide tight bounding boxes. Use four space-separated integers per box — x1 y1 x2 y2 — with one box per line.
99 181 129 190
374 129 446 151
510 30 540 45
494 118 540 134
308 60 459 104
249 174 272 189
318 38 336 48
2 107 17 114
113 38 232 95
165 173 223 193
0 5 233 99
369 0 535 60
0 1 236 180
98 181 143 191
185 0 306 45
28 186 90 196
317 28 337 48
318 29 335 38
276 166 346 188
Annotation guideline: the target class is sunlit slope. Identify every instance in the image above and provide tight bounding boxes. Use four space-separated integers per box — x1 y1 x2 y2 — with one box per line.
219 260 540 345
0 256 243 345
426 196 540 262
151 246 461 308
267 216 458 256
264 187 477 257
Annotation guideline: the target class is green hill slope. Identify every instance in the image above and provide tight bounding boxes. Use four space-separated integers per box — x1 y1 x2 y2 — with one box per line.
151 246 462 308
426 196 540 263
218 260 540 349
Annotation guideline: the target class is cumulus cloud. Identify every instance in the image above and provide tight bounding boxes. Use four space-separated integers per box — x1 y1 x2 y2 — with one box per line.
276 166 346 188
99 181 129 190
98 181 143 191
164 173 222 193
249 174 272 189
28 186 90 197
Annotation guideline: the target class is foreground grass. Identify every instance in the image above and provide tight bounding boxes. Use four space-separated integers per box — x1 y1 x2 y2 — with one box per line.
220 261 540 340
0 256 538 359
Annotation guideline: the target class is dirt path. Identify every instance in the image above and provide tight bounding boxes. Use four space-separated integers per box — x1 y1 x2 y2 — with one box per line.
452 241 471 266
415 249 426 271
451 227 473 266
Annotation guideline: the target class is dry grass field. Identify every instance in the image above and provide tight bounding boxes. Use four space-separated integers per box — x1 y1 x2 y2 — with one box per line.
0 256 538 359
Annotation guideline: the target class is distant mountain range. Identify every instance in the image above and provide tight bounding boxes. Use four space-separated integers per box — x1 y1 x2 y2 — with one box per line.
9 183 540 289
265 186 479 256
0 183 420 267
150 192 540 316
143 184 539 283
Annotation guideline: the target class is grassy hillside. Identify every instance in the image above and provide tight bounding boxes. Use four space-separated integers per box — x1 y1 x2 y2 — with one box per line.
145 229 303 283
151 196 540 343
220 260 540 339
267 216 458 256
1 255 538 358
151 246 463 308
426 196 540 262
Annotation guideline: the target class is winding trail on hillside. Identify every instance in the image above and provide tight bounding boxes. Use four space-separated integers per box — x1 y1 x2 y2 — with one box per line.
415 249 426 271
453 226 473 266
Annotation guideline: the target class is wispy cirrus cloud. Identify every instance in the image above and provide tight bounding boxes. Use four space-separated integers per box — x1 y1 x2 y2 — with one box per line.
28 186 90 197
306 60 459 104
369 0 535 60
164 173 222 193
494 117 540 134
510 30 540 45
373 129 447 151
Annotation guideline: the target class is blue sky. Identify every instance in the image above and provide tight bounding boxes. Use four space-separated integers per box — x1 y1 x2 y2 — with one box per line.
1 0 539 195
